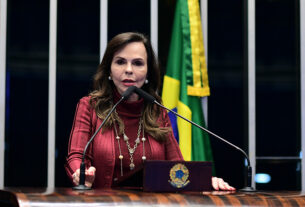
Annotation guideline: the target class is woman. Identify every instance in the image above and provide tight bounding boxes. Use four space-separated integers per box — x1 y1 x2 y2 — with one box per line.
65 32 234 191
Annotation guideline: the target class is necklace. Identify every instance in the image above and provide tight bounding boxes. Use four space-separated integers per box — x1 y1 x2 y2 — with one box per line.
113 110 146 176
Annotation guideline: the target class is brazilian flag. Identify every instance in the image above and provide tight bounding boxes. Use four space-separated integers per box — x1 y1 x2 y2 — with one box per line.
162 0 213 162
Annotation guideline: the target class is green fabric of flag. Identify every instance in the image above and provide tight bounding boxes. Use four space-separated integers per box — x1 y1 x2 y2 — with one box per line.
162 0 213 162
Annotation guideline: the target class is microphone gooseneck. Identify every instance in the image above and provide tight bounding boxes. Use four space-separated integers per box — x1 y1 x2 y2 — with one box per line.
134 87 255 192
73 86 137 191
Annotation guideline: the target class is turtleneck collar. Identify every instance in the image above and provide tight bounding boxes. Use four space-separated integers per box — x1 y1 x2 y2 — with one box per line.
113 88 144 117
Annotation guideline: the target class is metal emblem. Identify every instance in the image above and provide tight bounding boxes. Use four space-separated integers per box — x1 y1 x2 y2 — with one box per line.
169 163 190 188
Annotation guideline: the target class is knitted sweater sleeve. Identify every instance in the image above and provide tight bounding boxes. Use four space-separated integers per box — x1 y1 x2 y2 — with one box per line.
65 97 94 183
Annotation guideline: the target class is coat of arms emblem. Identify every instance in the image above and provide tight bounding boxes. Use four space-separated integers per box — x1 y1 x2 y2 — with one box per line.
169 163 190 188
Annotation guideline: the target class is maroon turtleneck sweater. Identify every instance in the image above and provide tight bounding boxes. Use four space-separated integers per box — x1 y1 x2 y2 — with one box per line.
65 91 183 188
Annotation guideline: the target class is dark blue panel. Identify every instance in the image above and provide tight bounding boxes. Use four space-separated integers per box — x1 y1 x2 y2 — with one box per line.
5 0 49 187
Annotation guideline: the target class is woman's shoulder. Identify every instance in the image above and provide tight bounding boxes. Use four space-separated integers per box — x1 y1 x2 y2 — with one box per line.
77 96 96 109
78 96 91 104
75 96 97 117
159 106 169 117
156 106 171 125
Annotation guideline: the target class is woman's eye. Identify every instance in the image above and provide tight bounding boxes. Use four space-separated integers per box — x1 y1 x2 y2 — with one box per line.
116 59 125 65
133 60 144 66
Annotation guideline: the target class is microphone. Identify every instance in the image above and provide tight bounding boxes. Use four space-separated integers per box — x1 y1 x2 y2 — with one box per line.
73 86 137 190
134 87 255 192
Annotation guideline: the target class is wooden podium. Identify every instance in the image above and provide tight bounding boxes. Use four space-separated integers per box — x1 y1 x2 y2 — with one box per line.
2 187 305 207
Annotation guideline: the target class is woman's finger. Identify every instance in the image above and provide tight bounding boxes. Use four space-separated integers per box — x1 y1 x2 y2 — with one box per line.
85 166 96 188
86 166 96 176
72 169 80 185
217 178 226 190
211 177 236 191
212 177 219 190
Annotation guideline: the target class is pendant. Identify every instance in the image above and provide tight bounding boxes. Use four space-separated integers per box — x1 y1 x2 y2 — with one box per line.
135 138 140 144
123 134 129 141
129 148 134 154
130 163 135 170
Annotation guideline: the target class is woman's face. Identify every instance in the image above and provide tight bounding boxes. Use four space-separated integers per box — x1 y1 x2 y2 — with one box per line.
110 42 148 101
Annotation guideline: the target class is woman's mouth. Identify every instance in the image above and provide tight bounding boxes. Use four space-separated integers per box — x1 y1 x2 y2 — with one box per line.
122 79 135 86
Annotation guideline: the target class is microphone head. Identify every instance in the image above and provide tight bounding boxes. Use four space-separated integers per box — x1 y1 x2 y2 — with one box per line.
122 86 137 100
134 87 156 103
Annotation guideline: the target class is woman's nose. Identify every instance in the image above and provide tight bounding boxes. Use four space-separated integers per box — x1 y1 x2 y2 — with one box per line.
125 62 133 73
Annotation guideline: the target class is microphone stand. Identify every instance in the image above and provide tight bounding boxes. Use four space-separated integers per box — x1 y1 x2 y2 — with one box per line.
73 86 136 190
153 101 256 192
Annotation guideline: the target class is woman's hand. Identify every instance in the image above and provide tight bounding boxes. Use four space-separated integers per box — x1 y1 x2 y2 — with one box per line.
212 177 235 191
72 166 96 188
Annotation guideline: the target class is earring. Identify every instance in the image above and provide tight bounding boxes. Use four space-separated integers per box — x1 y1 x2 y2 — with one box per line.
108 76 112 80
145 79 149 84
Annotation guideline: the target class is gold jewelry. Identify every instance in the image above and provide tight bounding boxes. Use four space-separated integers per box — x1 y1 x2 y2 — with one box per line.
113 110 146 176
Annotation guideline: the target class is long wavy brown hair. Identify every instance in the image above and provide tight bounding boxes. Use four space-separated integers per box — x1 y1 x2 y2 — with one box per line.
89 32 170 141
